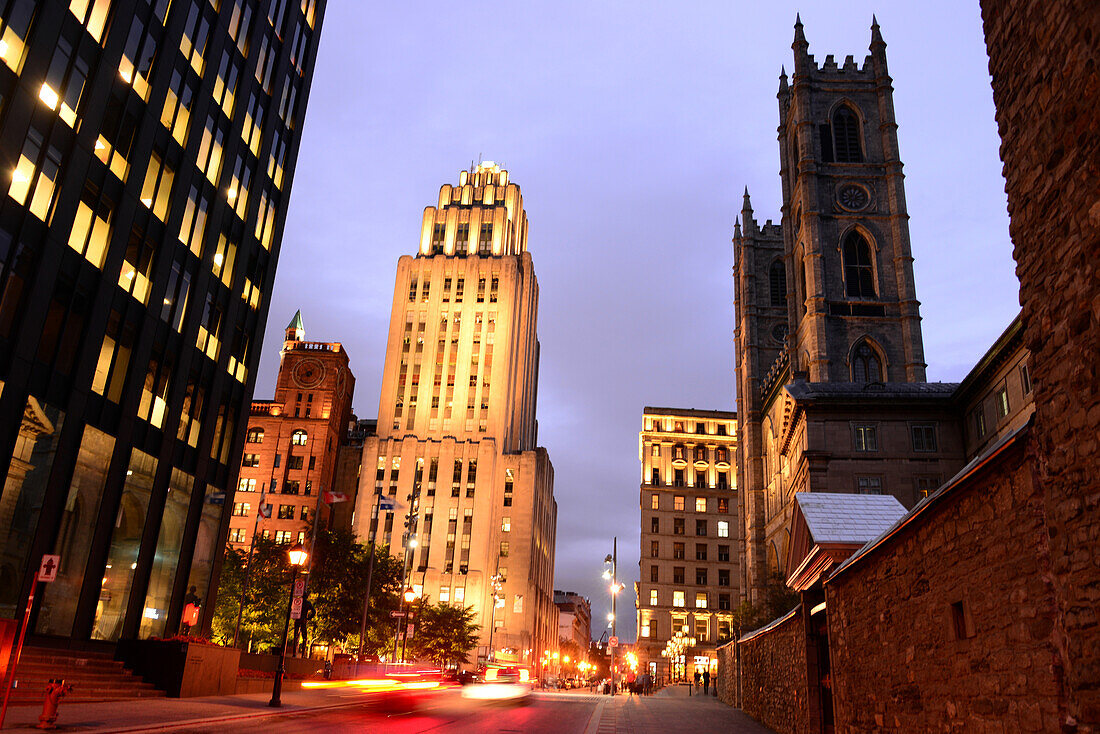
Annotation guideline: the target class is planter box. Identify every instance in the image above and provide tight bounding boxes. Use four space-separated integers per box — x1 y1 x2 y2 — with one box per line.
116 639 241 697
239 651 323 679
234 677 304 695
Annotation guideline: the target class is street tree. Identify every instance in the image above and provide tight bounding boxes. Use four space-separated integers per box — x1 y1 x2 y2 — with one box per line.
407 602 480 667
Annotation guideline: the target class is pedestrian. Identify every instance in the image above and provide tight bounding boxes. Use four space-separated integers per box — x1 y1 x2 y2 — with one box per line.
703 669 710 696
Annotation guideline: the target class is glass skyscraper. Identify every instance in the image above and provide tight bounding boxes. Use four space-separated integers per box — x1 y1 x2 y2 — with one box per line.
0 0 325 644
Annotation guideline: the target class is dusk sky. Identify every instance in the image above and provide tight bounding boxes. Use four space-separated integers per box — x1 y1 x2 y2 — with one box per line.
258 2 1019 641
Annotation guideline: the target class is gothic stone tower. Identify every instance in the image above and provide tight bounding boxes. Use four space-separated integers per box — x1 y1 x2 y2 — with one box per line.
732 193 785 602
353 163 557 666
779 16 926 384
733 18 930 603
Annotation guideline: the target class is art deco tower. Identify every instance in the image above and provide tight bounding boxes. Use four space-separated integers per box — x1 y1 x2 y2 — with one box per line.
353 163 557 665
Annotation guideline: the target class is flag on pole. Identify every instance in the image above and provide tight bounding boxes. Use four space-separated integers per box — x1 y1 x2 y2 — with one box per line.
257 503 272 519
322 490 349 504
378 495 396 511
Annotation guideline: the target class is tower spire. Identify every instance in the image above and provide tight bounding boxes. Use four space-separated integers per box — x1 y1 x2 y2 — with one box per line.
779 65 788 93
285 310 305 343
792 14 809 74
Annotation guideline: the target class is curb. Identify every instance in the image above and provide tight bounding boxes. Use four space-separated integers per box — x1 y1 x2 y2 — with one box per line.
3 698 368 733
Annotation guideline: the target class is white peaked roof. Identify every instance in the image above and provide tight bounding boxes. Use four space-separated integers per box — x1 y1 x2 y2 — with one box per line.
795 493 908 545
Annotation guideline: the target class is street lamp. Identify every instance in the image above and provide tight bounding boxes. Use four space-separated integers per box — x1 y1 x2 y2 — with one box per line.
399 586 418 663
486 573 503 663
603 539 622 696
270 543 309 707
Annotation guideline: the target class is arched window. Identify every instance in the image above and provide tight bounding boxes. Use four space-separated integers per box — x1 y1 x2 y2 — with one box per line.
843 231 876 298
246 427 264 443
851 340 883 383
769 260 786 307
291 429 308 446
833 105 862 162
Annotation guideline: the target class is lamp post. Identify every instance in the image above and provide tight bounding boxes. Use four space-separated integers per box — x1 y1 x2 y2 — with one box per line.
486 573 503 663
603 538 623 696
270 543 309 707
399 586 417 663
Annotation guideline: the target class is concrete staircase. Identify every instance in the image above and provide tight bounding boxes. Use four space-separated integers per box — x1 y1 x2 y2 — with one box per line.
2 647 166 704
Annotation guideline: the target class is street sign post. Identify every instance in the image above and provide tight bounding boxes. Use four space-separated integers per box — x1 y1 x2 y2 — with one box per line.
1 554 62 728
290 596 303 620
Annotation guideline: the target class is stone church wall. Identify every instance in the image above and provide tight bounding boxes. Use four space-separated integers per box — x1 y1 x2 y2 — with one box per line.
981 0 1100 727
826 437 1065 732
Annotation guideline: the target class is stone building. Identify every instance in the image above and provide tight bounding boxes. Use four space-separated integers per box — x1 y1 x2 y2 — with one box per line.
351 163 558 667
733 17 986 603
636 407 738 682
554 590 591 652
0 0 327 643
227 312 355 551
721 4 1099 732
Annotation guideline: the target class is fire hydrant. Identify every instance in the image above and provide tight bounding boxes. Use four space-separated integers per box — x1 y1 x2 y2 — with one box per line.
37 679 73 730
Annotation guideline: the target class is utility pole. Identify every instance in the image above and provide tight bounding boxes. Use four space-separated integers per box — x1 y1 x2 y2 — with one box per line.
357 489 383 672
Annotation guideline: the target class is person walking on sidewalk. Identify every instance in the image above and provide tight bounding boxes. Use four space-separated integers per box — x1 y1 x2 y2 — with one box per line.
702 669 710 696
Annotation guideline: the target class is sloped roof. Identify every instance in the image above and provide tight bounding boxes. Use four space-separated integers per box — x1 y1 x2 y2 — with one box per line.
796 493 908 545
785 381 958 401
286 309 304 331
829 419 1030 580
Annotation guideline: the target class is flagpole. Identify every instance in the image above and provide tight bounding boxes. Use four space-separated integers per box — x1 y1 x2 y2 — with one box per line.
233 484 267 647
357 489 382 673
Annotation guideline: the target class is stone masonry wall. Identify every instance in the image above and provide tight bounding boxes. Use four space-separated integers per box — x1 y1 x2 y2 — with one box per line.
981 0 1100 727
716 639 737 706
826 441 1066 732
736 609 808 734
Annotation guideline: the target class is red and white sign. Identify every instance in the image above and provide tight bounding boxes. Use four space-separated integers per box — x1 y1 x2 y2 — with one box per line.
293 579 306 597
609 636 619 648
38 555 60 582
290 596 303 620
322 490 349 504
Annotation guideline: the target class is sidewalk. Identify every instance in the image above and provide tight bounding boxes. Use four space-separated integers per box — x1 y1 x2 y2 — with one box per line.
0 687 367 733
594 686 773 734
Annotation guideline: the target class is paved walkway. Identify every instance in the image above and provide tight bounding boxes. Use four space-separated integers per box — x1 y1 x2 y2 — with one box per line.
589 685 771 734
0 687 366 732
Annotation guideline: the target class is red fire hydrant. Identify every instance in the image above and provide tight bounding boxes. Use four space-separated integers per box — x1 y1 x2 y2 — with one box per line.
36 679 73 730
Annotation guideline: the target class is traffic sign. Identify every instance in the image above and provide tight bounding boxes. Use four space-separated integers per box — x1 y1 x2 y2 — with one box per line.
293 579 306 597
38 555 60 583
390 610 405 618
406 623 414 638
290 596 303 620
609 636 619 648
390 610 416 618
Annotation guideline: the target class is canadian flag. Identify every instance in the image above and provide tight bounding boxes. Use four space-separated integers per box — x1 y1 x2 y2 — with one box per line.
322 490 349 505
257 503 272 519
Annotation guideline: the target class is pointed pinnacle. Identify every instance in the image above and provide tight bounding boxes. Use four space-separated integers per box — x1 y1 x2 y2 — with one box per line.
742 187 753 213
793 13 807 45
871 15 884 46
780 65 787 78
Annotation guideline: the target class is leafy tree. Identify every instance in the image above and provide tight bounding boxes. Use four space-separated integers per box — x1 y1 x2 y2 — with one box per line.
407 602 480 667
210 530 405 655
308 529 404 654
211 537 296 650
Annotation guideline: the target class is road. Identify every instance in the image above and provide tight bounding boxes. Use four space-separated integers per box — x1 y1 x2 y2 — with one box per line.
173 688 772 734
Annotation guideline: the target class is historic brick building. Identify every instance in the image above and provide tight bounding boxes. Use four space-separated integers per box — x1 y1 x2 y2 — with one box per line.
722 4 1099 732
635 407 738 682
227 312 355 551
351 163 558 667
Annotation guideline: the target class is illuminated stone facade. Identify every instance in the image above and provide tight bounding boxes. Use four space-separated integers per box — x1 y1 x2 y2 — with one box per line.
352 164 557 666
636 407 738 682
228 312 355 551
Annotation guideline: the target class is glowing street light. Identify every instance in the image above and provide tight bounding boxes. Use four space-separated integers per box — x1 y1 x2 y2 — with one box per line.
271 543 309 707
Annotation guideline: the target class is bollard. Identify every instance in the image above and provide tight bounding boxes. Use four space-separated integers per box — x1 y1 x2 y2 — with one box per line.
36 679 73 730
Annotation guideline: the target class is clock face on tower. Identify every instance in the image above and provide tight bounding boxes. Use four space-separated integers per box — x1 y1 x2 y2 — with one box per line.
292 358 325 388
837 183 871 212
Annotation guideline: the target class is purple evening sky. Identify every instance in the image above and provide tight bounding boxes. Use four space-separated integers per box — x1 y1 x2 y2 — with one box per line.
258 2 1019 641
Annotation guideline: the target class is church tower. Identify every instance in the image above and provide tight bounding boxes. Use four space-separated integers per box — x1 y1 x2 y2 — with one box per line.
778 17 926 383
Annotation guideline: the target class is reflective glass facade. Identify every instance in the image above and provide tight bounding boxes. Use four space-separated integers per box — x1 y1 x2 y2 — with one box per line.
0 0 325 643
